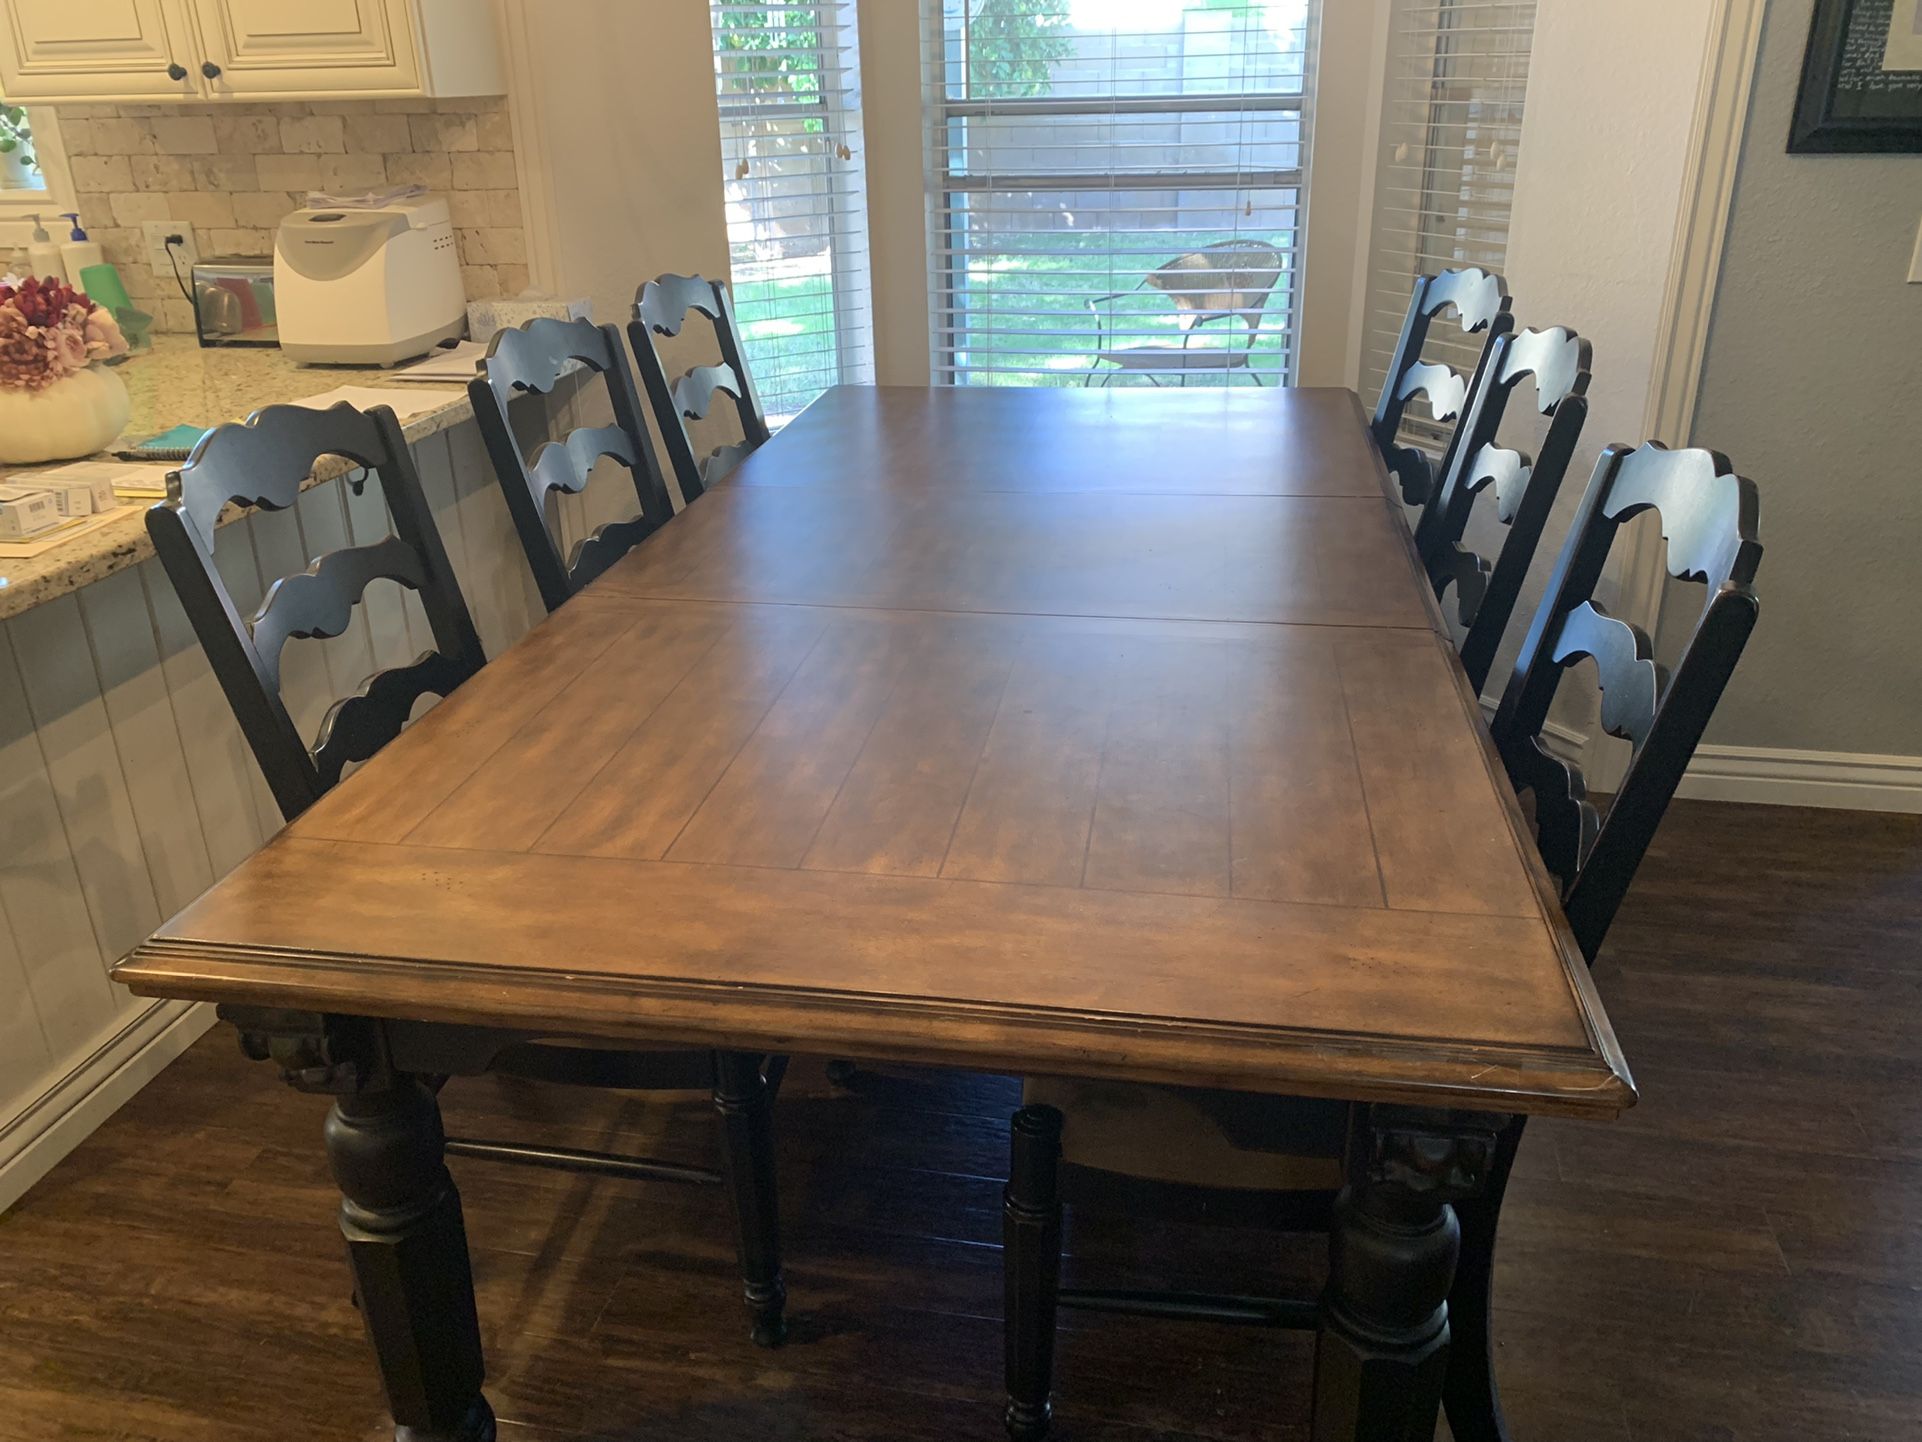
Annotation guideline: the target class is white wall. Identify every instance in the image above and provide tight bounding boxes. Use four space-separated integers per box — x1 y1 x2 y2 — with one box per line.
1676 0 1922 802
501 0 730 329
860 0 934 386
1479 0 1721 756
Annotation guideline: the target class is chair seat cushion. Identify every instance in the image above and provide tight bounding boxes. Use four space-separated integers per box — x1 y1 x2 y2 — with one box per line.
1024 1076 1347 1192
1098 345 1252 370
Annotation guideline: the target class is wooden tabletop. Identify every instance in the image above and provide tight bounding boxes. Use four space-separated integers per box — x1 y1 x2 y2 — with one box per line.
116 386 1633 1119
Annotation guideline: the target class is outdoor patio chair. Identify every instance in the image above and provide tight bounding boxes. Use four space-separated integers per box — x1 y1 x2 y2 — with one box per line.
1083 238 1285 387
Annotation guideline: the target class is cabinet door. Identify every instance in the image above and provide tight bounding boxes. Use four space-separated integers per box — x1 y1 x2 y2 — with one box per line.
192 0 421 97
0 0 198 102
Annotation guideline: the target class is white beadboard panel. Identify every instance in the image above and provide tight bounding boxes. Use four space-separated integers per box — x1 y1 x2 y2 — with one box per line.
412 429 474 600
139 560 269 881
444 419 543 658
296 479 380 712
244 502 340 764
0 626 120 1051
8 594 163 991
211 513 289 841
75 567 217 921
0 889 55 1111
341 468 424 673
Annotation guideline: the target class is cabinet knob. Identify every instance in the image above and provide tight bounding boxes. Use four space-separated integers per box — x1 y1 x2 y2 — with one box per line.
200 60 222 80
167 62 188 81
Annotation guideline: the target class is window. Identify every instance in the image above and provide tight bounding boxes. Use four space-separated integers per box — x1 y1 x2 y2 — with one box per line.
1359 0 1536 416
712 1 874 426
926 0 1316 389
0 105 42 196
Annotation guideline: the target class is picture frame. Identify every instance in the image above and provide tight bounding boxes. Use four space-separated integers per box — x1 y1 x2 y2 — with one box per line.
1789 0 1922 152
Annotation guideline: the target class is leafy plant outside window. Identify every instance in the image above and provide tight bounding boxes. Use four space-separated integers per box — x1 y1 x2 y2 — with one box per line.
0 106 43 190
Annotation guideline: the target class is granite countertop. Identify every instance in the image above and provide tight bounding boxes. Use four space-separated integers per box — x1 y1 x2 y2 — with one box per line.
0 336 476 622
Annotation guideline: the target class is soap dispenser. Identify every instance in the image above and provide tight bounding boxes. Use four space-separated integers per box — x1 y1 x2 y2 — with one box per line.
26 214 65 283
58 213 103 279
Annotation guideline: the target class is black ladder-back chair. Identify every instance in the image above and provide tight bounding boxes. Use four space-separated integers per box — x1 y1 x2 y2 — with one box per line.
147 402 485 821
1415 325 1593 695
629 273 772 503
470 316 676 613
1371 267 1514 511
147 403 790 1349
1000 441 1762 1442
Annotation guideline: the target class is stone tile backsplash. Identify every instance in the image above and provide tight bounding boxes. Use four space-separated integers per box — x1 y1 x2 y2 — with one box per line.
54 98 526 333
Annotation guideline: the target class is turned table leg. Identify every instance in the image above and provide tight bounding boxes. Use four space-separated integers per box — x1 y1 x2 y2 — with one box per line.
326 1074 493 1442
1311 1108 1501 1442
713 1050 787 1347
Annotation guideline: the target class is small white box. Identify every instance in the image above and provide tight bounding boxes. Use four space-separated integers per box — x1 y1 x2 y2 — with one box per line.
0 485 62 538
40 465 120 514
43 482 97 518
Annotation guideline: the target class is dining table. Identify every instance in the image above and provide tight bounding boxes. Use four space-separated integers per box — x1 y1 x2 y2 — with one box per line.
114 381 1635 1442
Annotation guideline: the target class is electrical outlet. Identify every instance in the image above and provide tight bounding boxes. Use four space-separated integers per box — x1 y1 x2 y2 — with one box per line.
141 221 199 287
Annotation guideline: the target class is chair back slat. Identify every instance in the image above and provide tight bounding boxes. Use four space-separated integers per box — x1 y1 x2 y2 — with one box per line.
148 402 484 822
1371 267 1514 507
630 273 770 503
250 532 429 691
1491 441 1762 961
1416 324 1593 692
469 316 672 613
672 362 747 423
311 649 473 790
703 440 755 489
174 402 387 543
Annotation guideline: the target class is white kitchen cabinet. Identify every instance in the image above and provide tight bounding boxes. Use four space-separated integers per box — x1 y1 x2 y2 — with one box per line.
0 0 198 101
0 0 503 103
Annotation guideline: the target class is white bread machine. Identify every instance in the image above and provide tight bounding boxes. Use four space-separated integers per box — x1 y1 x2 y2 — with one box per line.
274 194 465 365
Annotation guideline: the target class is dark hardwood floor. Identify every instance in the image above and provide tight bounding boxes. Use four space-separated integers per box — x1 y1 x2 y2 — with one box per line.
3 799 1920 1442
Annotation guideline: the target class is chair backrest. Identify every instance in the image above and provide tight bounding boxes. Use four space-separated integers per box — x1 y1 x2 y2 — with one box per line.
1490 441 1762 962
1370 267 1514 507
1144 240 1286 337
1416 325 1593 695
146 403 485 822
629 273 771 503
470 317 675 613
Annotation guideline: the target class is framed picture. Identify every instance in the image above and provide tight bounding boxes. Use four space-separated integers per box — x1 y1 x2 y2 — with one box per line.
1789 0 1922 152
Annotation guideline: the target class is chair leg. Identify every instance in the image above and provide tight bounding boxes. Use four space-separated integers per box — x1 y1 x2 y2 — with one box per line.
1004 1104 1063 1442
1442 1119 1524 1442
713 1051 786 1348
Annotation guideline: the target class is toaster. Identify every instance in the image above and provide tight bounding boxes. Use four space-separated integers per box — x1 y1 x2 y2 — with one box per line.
273 193 465 366
192 256 277 347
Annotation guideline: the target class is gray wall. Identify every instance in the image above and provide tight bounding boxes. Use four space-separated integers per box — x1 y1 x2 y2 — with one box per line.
1679 0 1922 757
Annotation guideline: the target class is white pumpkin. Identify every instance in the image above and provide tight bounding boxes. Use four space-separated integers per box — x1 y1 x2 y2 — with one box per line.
0 365 131 465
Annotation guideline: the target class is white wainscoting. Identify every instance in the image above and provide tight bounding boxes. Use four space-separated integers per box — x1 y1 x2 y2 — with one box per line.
0 402 628 1212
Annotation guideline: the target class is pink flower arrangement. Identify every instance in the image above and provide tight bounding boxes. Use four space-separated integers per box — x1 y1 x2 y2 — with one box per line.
0 275 128 393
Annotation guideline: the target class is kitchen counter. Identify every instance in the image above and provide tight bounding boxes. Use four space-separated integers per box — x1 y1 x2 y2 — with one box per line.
0 337 476 622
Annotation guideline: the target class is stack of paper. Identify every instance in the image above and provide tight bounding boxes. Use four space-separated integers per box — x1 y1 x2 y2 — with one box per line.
287 385 466 423
393 341 489 384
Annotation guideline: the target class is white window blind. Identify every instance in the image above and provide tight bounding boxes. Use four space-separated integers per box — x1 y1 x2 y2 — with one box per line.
926 0 1317 389
712 1 874 425
1360 0 1536 414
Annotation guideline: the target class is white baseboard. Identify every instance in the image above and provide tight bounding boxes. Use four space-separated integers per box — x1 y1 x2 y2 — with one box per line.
0 999 216 1215
1476 702 1922 814
1676 745 1922 813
